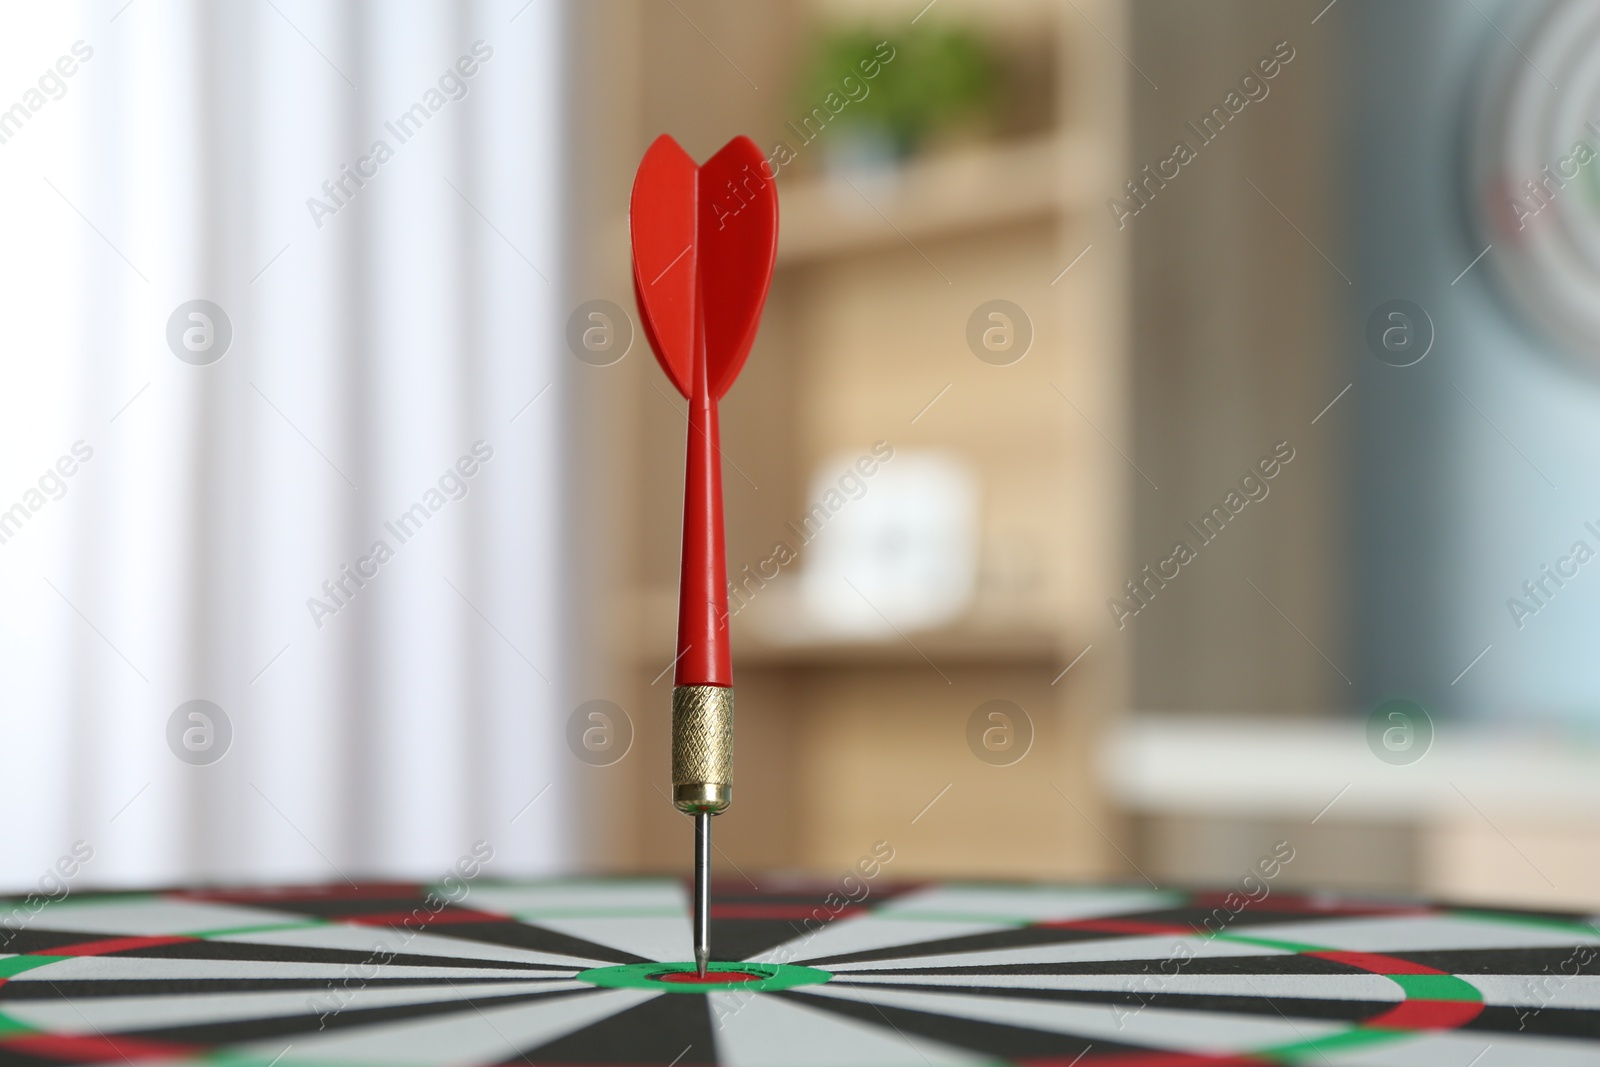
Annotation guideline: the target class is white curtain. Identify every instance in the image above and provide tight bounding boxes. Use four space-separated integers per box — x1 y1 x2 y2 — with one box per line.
0 0 571 888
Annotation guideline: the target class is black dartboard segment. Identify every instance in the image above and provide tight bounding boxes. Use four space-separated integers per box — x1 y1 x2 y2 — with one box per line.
0 880 1593 1064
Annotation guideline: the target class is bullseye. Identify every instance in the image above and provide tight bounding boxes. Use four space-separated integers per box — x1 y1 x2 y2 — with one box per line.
652 969 763 984
576 960 832 994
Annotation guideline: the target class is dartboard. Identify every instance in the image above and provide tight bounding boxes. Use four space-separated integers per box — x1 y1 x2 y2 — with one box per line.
1469 0 1600 364
0 880 1595 1064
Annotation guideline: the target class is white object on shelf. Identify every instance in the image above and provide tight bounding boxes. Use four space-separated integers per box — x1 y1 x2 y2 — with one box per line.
799 450 979 637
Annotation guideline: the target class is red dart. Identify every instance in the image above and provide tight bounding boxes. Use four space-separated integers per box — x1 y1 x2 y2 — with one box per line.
631 134 778 687
629 134 778 975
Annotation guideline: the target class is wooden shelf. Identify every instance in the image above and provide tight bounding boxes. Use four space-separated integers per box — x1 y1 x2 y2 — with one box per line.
738 624 1063 669
628 584 1078 671
775 134 1104 265
805 0 1082 33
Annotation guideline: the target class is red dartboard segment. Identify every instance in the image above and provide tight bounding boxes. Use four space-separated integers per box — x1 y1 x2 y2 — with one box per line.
0 1033 200 1062
1048 1055 1273 1066
630 135 778 688
1361 998 1486 1031
32 934 197 958
1305 949 1449 975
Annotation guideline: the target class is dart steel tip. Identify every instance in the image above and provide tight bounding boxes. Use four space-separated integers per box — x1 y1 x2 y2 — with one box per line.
694 811 711 977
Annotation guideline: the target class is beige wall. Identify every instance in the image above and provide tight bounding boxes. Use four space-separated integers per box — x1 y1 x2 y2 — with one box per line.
1127 1 1352 713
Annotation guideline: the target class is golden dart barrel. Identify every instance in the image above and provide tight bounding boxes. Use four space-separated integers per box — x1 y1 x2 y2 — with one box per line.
672 685 733 813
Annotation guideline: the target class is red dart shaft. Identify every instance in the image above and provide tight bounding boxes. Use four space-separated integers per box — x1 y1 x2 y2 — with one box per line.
675 312 732 688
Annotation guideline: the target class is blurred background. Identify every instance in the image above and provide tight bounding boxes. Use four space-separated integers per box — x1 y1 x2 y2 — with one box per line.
3 0 1600 910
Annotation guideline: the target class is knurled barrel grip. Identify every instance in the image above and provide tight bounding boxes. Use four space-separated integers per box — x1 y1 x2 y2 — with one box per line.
672 685 733 814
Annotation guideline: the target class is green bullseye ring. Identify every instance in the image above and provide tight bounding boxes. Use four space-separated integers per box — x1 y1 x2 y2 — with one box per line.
577 961 831 993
